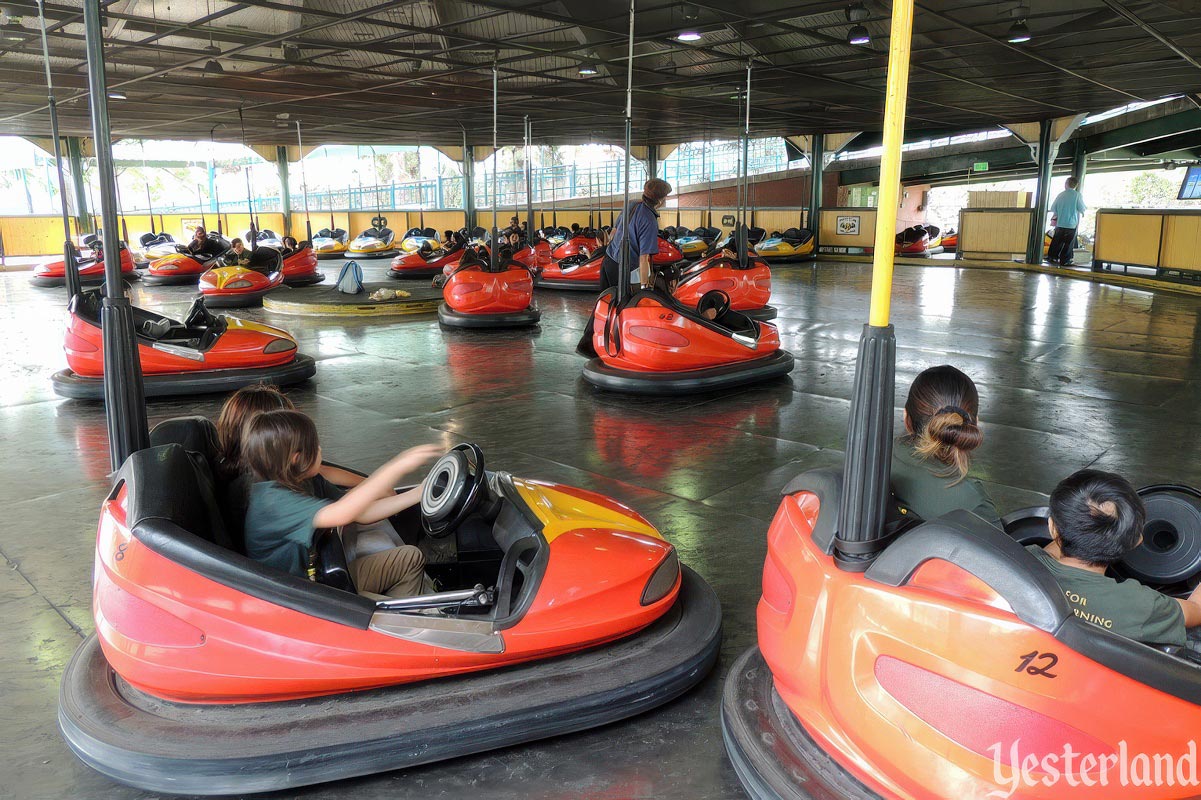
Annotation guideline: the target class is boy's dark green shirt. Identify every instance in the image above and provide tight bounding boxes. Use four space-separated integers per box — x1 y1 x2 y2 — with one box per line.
243 479 338 578
1026 545 1186 646
891 445 1000 526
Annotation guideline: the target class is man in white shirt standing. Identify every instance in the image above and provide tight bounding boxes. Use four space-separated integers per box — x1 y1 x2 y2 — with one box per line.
1047 177 1087 267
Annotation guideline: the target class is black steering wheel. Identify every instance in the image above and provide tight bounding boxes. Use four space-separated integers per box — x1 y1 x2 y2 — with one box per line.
697 289 731 320
420 443 486 538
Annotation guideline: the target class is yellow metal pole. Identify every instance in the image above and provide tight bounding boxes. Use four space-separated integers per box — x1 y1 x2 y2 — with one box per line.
867 0 915 329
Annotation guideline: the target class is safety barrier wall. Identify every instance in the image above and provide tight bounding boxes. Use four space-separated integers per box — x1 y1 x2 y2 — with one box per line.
1 205 824 256
957 208 1034 261
0 215 82 257
1093 209 1201 274
817 207 879 252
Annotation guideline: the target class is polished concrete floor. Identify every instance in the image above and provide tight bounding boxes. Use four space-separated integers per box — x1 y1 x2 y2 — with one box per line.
3 257 1199 799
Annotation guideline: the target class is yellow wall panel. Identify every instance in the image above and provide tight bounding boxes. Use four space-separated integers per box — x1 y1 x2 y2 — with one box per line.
818 208 878 248
1095 212 1163 267
959 210 1031 259
1157 215 1201 272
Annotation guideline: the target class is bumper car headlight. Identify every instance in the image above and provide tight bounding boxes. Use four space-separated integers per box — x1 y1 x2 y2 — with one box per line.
641 550 680 606
226 279 253 289
263 338 297 354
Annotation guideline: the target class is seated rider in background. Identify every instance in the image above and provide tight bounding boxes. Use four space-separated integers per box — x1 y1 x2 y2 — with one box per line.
1029 469 1201 646
186 226 223 259
281 236 298 255
891 365 1000 526
222 238 252 267
442 230 455 249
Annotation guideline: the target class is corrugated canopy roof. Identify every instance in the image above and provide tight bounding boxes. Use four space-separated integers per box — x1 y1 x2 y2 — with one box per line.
0 0 1199 148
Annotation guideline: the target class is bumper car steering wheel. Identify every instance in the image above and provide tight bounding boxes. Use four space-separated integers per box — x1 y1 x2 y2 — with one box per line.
420 443 486 538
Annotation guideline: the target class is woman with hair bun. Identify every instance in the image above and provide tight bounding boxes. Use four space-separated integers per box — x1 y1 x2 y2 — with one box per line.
891 365 1000 526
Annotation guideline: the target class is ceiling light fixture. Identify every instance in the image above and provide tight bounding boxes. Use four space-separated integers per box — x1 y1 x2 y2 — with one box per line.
203 59 224 76
1006 19 1031 43
107 92 126 100
676 30 702 42
845 2 870 45
578 62 599 76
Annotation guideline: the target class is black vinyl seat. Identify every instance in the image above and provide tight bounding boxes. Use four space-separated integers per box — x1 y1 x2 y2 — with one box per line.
119 444 375 628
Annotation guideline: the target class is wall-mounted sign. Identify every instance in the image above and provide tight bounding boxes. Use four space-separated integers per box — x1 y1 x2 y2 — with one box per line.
721 214 736 226
836 215 861 236
972 161 989 172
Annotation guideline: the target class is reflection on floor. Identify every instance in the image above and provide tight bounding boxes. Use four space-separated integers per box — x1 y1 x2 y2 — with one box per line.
4 257 1200 799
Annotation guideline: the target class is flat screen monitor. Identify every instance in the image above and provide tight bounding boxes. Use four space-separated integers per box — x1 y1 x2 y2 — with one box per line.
1178 166 1201 200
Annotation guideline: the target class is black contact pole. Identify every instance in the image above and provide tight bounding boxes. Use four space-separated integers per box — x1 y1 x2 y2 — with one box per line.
197 184 207 230
704 136 712 231
295 122 312 242
35 0 80 300
238 108 256 248
417 137 425 232
736 62 752 266
83 0 149 469
524 117 534 235
491 63 499 251
144 184 156 235
616 0 635 304
834 0 913 570
213 182 223 235
244 167 256 250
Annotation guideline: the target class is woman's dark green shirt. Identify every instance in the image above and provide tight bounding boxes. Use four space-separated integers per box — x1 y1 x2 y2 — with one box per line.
891 444 1000 527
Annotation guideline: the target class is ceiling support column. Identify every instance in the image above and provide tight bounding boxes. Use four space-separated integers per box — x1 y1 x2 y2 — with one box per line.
1026 119 1054 265
67 137 93 234
275 146 292 234
808 134 824 246
462 136 476 230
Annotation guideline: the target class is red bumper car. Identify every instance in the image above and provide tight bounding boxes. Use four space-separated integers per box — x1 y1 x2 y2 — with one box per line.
390 237 466 279
199 248 284 308
895 224 932 256
51 291 315 399
31 242 137 288
58 435 719 794
550 230 603 261
582 287 793 394
142 233 231 286
280 242 325 287
536 246 606 291
436 247 539 329
722 470 1201 800
672 252 775 320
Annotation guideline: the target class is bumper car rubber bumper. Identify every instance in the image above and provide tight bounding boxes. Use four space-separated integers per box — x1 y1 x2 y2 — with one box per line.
583 350 794 395
200 288 274 308
721 646 882 800
282 272 326 288
51 354 317 400
437 303 541 329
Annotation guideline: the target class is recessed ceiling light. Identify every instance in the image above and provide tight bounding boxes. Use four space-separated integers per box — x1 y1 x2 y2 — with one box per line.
676 30 702 42
1006 19 1031 44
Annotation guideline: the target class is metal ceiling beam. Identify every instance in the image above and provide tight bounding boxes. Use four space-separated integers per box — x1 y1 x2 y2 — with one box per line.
0 0 427 125
1098 0 1201 73
914 1 1147 103
1079 108 1201 153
